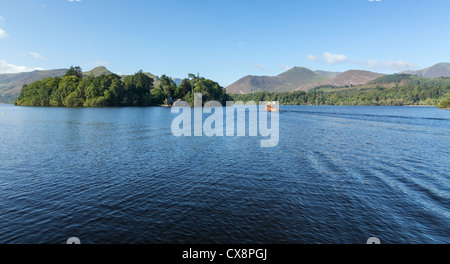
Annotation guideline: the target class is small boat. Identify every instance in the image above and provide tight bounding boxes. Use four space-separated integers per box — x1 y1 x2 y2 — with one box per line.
266 101 278 112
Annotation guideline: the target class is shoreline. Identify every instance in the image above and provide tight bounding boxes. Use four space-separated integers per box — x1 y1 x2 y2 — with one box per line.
405 105 436 107
9 104 444 109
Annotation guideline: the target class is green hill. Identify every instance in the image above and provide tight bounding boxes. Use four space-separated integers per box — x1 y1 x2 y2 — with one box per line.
83 66 112 77
225 67 330 94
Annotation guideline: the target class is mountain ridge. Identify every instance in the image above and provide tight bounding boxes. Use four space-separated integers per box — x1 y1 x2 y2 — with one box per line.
225 67 335 94
402 63 450 79
227 63 450 94
0 69 68 95
293 70 385 92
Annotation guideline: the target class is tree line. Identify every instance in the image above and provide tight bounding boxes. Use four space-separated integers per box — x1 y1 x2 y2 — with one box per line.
15 66 231 107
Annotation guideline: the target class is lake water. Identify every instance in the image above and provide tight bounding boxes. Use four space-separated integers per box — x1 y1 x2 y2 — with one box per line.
0 104 449 244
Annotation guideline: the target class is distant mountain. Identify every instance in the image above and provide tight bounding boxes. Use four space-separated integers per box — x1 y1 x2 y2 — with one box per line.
402 63 450 78
293 70 385 92
314 70 341 79
225 67 330 94
83 66 112 77
0 66 117 97
0 69 68 96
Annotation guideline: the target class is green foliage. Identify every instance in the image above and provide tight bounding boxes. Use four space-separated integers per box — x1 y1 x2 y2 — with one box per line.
437 96 450 108
64 92 84 107
151 86 165 104
175 78 192 98
64 66 83 79
369 74 415 84
180 74 231 106
158 74 176 99
121 70 154 106
14 68 229 107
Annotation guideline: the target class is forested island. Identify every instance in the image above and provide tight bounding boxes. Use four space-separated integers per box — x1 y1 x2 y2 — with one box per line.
15 66 230 107
14 67 450 108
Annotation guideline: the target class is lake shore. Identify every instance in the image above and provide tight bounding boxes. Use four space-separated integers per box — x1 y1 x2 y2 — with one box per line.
405 105 436 107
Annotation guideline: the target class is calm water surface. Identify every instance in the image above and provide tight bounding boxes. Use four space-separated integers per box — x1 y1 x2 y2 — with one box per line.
0 105 449 244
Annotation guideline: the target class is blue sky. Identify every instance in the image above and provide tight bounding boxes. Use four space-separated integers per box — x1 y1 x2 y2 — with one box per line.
1 0 450 86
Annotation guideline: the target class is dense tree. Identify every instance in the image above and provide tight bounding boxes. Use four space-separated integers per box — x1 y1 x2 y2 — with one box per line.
175 78 192 99
437 96 450 108
14 67 229 107
64 66 83 79
158 74 176 99
151 86 165 104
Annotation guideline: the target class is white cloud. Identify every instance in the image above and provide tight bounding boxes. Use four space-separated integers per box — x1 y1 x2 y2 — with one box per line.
306 55 318 61
30 52 45 60
68 0 82 2
252 63 267 71
367 60 416 71
0 60 44 74
306 50 415 72
279 65 292 71
323 52 348 64
368 0 382 2
0 16 8 39
306 52 348 64
0 28 8 39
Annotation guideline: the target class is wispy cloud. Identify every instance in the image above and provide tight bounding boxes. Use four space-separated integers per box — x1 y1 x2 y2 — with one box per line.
0 60 44 74
68 0 82 2
0 16 8 39
30 52 45 60
307 52 348 64
279 65 292 71
0 28 8 39
366 60 416 71
323 52 348 64
306 50 415 71
252 63 267 71
306 55 318 61
368 0 382 2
